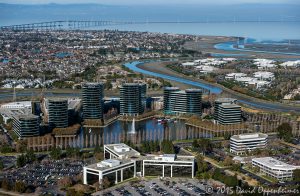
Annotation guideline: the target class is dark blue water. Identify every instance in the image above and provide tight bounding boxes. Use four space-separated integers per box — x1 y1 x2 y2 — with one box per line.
79 119 187 146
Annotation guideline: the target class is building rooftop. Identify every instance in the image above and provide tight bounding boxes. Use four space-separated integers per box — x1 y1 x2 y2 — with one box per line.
85 159 133 172
104 143 141 159
185 89 202 93
143 154 195 162
0 101 32 108
122 83 145 87
164 87 180 91
219 103 241 109
16 114 39 121
215 98 237 103
47 98 68 102
231 133 268 141
252 157 300 170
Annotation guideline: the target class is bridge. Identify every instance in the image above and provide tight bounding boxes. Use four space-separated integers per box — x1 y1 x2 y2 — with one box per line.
0 20 137 31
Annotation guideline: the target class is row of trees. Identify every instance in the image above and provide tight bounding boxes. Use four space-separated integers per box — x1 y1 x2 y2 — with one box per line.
16 150 36 167
141 140 160 153
0 179 34 194
128 139 175 154
212 168 239 187
192 138 213 155
49 146 83 160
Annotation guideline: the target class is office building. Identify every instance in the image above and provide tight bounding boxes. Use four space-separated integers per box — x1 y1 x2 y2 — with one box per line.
143 154 195 178
214 98 237 122
163 87 180 114
0 101 32 110
120 83 146 116
83 143 195 187
230 133 268 155
48 99 68 128
164 88 202 116
12 114 39 138
214 98 241 125
82 83 104 119
252 157 300 181
104 143 141 159
83 159 136 185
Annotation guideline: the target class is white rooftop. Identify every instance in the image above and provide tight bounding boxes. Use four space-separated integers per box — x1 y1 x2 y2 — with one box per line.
104 143 141 159
0 101 32 109
231 133 268 141
252 157 300 170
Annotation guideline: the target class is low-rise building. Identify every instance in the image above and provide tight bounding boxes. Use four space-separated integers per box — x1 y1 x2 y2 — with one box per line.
83 159 136 185
142 154 195 178
83 143 195 187
230 133 268 155
252 157 300 181
0 101 32 110
104 143 141 159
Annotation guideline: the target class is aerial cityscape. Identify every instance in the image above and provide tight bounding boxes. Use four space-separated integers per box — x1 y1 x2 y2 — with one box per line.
0 0 300 195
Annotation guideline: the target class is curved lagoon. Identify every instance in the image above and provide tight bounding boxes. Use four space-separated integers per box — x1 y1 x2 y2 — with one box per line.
124 61 223 94
124 61 300 112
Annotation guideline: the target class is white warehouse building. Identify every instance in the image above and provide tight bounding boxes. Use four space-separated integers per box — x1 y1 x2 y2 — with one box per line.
230 133 268 155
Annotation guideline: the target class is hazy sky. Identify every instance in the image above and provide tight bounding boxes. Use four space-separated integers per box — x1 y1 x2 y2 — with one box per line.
1 0 300 5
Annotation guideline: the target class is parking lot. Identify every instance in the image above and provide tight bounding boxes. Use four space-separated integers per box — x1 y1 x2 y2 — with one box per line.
0 156 16 169
1 158 84 187
97 178 214 196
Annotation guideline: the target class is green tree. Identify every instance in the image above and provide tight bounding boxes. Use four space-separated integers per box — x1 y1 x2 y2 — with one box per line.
192 139 199 148
1 179 10 190
14 181 26 193
161 140 174 154
277 123 293 142
294 169 300 182
196 154 208 173
25 149 36 163
0 159 4 170
16 154 27 167
50 147 62 160
0 144 13 153
224 132 231 140
198 138 212 154
212 168 222 181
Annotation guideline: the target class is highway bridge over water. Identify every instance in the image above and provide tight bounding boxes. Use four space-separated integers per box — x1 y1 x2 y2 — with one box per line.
0 20 138 31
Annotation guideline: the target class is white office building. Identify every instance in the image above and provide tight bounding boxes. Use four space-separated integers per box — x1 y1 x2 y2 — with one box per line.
230 133 268 155
104 143 141 159
83 143 195 187
252 157 300 181
0 101 32 110
143 154 195 178
83 159 136 186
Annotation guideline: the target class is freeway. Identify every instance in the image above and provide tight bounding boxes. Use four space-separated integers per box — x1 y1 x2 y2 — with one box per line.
124 61 300 113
